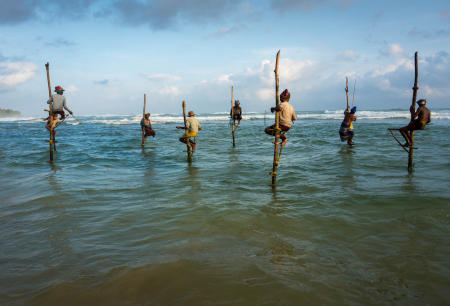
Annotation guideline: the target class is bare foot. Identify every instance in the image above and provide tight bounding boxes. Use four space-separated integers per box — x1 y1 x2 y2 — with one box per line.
281 138 288 147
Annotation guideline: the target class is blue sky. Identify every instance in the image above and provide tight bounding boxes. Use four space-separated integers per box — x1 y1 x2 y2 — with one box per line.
0 0 449 116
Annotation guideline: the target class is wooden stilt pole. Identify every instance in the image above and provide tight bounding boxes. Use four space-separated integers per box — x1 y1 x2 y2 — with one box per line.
45 62 54 163
231 86 235 147
182 100 192 161
141 93 146 146
408 52 419 172
270 50 281 186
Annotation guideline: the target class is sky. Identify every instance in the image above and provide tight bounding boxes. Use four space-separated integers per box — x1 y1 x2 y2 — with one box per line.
0 0 449 116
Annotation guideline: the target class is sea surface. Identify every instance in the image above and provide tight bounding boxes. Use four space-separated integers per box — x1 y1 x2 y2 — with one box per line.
1 110 449 305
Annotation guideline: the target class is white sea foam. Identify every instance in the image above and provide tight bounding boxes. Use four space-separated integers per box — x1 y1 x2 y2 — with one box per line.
2 110 449 124
0 116 42 123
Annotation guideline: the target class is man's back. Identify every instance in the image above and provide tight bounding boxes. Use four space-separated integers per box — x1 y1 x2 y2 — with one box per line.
416 106 431 123
48 94 68 112
186 117 201 133
279 102 297 127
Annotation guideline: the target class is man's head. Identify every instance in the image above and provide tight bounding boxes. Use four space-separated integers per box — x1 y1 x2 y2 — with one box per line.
235 100 240 106
280 89 290 102
144 113 150 118
350 106 357 114
54 86 65 94
188 111 195 117
418 99 426 106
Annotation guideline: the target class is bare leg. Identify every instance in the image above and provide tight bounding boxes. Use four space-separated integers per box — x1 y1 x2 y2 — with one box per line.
190 139 197 152
265 126 275 136
399 126 411 146
280 133 288 147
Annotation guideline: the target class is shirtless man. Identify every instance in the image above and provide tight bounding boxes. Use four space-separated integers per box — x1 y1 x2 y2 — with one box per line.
230 100 242 126
399 99 431 147
140 113 156 145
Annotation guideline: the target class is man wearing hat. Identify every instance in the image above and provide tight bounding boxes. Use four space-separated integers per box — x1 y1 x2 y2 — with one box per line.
399 99 431 147
339 106 357 146
176 110 202 152
264 89 297 147
47 85 73 119
230 100 242 126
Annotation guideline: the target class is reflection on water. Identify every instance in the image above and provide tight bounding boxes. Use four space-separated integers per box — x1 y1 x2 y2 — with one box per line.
0 118 449 305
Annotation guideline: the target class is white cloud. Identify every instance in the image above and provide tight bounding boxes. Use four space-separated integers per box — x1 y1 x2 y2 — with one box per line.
389 44 405 55
65 85 79 92
0 61 37 90
381 43 407 57
371 58 412 77
159 85 180 96
141 73 181 82
340 50 359 61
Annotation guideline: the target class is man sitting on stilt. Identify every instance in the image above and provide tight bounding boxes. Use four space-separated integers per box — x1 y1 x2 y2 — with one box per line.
230 100 242 126
176 111 202 152
264 89 297 146
339 106 357 146
399 99 431 147
47 86 73 120
140 113 156 144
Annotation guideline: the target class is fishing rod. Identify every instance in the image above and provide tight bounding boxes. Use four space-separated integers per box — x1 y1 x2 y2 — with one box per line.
352 79 356 108
71 114 82 124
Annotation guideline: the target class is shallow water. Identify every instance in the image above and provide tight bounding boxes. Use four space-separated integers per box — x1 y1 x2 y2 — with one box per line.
1 111 449 305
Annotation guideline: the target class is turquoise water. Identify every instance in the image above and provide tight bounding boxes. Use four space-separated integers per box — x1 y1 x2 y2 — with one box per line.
1 111 449 305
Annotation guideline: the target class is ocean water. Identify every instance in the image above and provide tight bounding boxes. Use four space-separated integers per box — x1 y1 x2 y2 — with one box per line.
0 110 449 305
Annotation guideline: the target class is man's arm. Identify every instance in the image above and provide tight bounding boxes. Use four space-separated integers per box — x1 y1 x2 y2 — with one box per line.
271 105 281 113
412 108 422 120
291 107 298 121
62 97 73 114
47 96 53 105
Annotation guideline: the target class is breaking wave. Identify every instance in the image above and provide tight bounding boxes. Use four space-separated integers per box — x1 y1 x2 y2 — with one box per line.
1 110 449 124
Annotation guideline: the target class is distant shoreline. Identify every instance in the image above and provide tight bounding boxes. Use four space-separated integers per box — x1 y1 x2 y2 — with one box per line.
0 108 21 117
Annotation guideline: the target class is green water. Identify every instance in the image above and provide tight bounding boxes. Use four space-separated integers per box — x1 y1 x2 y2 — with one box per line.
0 115 449 305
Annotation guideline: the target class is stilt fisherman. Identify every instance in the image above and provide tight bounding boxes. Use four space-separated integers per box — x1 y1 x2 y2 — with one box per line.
176 110 202 152
399 99 431 147
47 86 73 119
264 89 297 146
140 113 156 144
230 100 242 126
339 106 357 146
